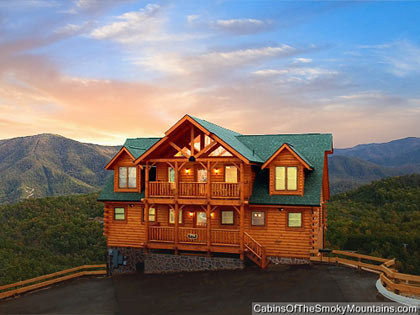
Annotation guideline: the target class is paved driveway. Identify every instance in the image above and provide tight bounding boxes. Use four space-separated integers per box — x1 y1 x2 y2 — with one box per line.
0 264 386 314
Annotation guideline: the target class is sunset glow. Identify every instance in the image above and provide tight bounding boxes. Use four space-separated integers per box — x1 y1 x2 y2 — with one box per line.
1 1 419 147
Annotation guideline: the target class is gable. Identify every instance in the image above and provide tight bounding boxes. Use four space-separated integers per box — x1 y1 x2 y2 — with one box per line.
135 115 253 164
261 143 313 170
105 147 135 170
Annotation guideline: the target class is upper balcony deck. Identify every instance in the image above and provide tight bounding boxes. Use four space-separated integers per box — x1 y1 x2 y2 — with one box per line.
148 181 240 199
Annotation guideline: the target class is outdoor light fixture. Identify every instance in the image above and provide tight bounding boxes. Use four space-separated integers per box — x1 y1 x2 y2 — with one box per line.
189 211 194 217
278 208 284 211
210 212 215 218
185 168 190 174
214 168 219 174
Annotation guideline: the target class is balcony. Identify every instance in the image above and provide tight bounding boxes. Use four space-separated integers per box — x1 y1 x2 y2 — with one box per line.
148 182 240 199
149 226 240 247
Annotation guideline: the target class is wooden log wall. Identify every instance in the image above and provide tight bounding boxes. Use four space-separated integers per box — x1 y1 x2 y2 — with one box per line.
244 207 312 258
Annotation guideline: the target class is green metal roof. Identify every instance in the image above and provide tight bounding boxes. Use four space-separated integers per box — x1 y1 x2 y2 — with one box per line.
98 117 333 206
97 172 145 202
190 116 264 163
237 134 333 206
124 138 161 159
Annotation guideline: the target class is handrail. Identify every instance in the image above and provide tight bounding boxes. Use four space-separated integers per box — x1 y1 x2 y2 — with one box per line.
0 264 107 300
310 250 420 297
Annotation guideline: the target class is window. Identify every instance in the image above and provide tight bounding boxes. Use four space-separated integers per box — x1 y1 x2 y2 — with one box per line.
169 208 182 224
143 207 156 222
288 212 302 228
225 166 238 183
118 166 137 189
168 167 175 183
197 169 207 182
275 166 297 191
221 210 234 225
196 211 207 227
114 207 125 221
251 211 265 226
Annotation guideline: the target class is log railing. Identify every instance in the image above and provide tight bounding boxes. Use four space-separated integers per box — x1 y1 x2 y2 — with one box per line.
148 227 240 247
149 182 175 197
149 226 174 242
179 227 207 244
147 182 240 198
0 264 107 300
179 182 207 198
310 250 420 297
211 229 240 246
244 232 267 267
211 183 240 198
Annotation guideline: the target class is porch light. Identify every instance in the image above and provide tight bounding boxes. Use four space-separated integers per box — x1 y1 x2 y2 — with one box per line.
210 212 215 218
189 211 194 217
214 168 219 174
185 168 190 174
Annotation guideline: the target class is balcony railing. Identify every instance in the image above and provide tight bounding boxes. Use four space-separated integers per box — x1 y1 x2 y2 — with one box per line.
211 183 240 198
148 226 240 247
179 182 207 198
148 182 240 199
149 182 175 197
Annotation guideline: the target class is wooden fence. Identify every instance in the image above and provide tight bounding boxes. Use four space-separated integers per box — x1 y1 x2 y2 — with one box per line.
0 264 107 300
310 250 420 297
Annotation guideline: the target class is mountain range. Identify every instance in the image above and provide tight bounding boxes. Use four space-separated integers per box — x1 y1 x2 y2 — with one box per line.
329 137 420 194
0 134 119 204
0 134 419 204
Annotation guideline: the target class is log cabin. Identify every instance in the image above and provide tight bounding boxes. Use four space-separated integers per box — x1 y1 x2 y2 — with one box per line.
98 115 333 270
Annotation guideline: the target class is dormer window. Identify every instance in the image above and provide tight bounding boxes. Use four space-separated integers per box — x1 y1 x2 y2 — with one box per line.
118 166 137 189
275 166 297 191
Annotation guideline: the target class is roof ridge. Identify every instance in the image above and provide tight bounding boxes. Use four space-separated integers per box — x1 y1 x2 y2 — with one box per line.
189 115 242 136
237 133 332 137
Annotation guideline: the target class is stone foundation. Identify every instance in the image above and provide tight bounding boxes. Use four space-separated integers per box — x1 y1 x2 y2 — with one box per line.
144 253 244 274
268 256 310 265
109 247 146 274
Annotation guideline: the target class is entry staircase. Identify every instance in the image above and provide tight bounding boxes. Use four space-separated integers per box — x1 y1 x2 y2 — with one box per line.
244 232 269 269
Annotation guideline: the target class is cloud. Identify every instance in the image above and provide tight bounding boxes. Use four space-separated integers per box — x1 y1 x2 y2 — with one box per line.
213 18 273 35
89 4 168 43
253 67 338 81
293 57 312 64
359 41 420 77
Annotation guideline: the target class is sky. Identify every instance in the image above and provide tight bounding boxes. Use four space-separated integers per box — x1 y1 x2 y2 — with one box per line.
0 0 419 148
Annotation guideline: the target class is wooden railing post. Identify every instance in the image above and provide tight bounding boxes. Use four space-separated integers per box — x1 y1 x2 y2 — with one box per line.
145 162 149 198
174 203 179 254
240 203 244 260
207 161 211 199
207 203 211 254
175 161 179 199
145 202 149 246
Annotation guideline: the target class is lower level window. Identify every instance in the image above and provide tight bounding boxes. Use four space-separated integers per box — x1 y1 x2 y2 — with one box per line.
114 207 125 221
196 211 207 227
251 211 265 226
143 207 156 222
288 212 302 227
169 208 182 224
221 210 234 225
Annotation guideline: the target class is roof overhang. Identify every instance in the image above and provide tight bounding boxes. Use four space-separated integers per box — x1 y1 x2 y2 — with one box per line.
105 147 136 170
134 115 250 165
261 143 313 170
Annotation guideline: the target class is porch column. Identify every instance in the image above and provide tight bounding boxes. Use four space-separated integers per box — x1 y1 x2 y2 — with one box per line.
207 161 211 199
175 161 179 199
206 203 211 253
145 162 149 198
240 204 244 260
240 162 245 259
174 203 179 254
145 202 149 246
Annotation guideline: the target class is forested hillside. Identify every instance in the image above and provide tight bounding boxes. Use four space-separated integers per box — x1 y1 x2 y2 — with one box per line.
0 193 106 286
329 137 420 194
0 134 119 204
327 174 420 275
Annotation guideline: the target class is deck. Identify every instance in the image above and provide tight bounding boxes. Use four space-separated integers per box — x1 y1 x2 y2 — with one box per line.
148 182 240 199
